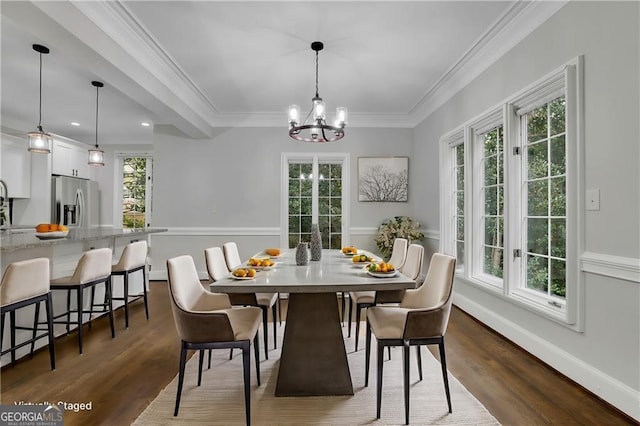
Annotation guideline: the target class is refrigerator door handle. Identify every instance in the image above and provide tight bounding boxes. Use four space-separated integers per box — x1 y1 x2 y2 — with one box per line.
76 188 85 228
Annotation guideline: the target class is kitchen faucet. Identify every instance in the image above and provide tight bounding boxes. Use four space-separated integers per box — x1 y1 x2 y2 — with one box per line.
0 179 10 230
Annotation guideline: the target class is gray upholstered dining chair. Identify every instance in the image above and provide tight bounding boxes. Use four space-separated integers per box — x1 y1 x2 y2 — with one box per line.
1 257 56 370
365 253 456 425
347 239 416 351
221 242 279 356
167 255 261 425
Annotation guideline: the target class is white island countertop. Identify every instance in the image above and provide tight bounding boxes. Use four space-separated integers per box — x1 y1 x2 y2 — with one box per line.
0 227 167 252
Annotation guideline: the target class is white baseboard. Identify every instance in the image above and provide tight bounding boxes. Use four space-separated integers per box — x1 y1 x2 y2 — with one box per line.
453 293 640 421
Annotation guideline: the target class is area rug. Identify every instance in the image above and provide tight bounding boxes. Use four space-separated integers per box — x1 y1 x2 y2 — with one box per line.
134 324 500 425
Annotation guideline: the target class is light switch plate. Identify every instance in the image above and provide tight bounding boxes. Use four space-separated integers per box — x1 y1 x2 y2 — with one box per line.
586 189 600 211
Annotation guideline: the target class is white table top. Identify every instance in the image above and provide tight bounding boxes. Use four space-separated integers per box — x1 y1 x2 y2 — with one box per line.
209 249 416 293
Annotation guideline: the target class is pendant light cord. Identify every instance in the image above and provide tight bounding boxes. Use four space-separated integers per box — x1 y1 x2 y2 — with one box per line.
315 49 319 98
95 84 99 149
37 52 43 132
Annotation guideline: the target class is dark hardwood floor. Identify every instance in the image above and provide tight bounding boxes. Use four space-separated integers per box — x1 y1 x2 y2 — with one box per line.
0 281 634 425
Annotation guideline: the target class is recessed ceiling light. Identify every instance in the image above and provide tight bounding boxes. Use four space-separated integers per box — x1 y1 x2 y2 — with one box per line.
71 122 80 126
141 122 150 127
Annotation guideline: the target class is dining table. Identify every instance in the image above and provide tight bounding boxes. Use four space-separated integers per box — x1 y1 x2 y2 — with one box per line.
210 248 417 397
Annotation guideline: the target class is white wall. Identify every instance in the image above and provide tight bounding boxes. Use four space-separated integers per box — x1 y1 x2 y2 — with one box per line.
413 1 639 419
150 125 415 277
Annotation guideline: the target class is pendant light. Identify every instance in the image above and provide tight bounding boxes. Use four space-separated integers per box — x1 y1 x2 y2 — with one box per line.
288 41 347 143
88 81 105 166
27 44 52 153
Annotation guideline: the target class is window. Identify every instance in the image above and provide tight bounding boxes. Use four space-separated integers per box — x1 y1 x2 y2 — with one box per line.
282 153 350 249
120 156 153 229
440 57 583 328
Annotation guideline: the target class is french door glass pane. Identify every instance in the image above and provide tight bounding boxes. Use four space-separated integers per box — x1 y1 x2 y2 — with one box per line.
122 157 150 229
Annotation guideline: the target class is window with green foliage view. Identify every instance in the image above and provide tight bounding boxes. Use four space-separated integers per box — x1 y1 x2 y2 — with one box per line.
524 97 566 298
122 157 152 229
440 59 581 326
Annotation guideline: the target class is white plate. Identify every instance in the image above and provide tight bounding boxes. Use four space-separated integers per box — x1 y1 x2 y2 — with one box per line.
35 231 69 240
341 251 359 257
231 275 256 281
366 270 399 278
255 252 282 259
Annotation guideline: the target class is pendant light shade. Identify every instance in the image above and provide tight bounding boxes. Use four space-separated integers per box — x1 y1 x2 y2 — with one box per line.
27 44 52 154
88 81 105 167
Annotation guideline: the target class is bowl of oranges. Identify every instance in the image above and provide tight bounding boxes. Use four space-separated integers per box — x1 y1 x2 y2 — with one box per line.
35 223 69 240
247 257 276 270
366 261 398 278
231 268 257 280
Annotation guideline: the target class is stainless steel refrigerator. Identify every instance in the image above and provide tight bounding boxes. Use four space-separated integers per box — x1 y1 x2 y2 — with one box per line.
51 175 99 227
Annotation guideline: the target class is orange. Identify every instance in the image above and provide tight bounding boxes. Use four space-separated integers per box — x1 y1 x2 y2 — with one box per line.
246 269 256 278
265 248 280 256
233 269 247 278
59 225 68 232
36 224 49 232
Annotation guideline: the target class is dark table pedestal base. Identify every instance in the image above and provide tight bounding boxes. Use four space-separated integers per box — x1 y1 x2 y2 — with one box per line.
275 292 353 396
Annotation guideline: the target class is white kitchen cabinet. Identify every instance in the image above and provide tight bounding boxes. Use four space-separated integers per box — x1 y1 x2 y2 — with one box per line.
0 134 31 198
52 139 89 178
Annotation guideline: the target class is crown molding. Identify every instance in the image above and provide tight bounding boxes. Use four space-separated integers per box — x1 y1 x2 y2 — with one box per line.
408 0 568 126
38 0 567 131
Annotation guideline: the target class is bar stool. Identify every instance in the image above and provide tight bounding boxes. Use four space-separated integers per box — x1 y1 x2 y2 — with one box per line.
110 241 149 328
1 258 55 370
50 248 115 354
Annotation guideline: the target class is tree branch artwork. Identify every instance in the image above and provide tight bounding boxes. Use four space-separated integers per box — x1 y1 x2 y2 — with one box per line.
358 157 408 202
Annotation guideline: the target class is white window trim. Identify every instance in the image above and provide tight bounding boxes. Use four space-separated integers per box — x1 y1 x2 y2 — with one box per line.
280 152 350 249
439 56 584 331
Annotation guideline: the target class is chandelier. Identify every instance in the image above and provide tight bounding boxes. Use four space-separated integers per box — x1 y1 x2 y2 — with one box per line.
288 41 347 143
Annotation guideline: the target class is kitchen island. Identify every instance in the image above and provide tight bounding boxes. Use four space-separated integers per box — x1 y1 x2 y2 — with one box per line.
1 227 166 365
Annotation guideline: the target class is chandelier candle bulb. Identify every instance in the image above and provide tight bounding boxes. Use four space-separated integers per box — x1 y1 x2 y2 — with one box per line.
288 104 300 126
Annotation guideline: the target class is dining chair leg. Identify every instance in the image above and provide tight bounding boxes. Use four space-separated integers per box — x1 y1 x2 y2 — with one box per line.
278 294 282 326
30 301 41 356
242 342 251 426
77 287 84 354
45 293 56 370
197 349 204 386
347 297 353 337
271 304 277 350
253 335 261 386
65 290 71 334
354 304 363 351
0 313 5 361
403 341 410 425
439 338 452 413
209 349 213 368
174 343 187 416
416 345 423 381
228 348 233 360
365 321 372 387
341 292 346 326
388 346 392 360
261 306 269 360
376 341 385 419
106 278 116 338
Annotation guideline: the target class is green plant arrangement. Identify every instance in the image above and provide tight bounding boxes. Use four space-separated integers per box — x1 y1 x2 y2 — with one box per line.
374 216 425 260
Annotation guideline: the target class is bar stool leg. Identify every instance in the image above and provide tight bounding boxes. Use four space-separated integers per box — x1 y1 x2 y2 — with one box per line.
123 271 130 329
88 286 95 330
142 268 150 320
77 287 84 354
30 301 41 357
45 293 56 370
9 311 16 364
66 290 72 335
106 277 115 338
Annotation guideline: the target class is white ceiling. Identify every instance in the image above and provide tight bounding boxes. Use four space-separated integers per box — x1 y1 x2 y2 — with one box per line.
0 1 563 145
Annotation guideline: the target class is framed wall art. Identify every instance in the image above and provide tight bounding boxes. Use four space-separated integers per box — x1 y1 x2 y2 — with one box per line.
358 156 409 202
